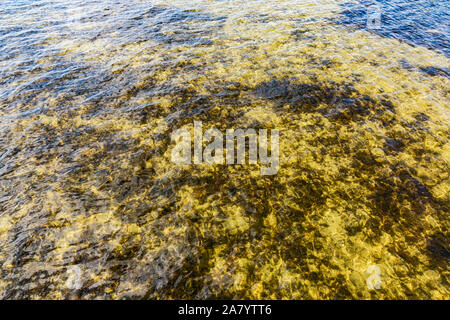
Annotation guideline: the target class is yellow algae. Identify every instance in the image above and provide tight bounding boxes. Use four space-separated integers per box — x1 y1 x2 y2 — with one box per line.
0 215 12 235
0 0 448 300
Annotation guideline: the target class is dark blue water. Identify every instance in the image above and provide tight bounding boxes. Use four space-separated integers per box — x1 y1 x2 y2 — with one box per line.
339 0 449 56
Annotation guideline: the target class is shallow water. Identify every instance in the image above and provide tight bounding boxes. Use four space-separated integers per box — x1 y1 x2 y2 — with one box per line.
340 0 449 57
0 0 449 299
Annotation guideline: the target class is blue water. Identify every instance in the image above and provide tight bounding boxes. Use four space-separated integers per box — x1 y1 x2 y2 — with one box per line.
339 0 449 56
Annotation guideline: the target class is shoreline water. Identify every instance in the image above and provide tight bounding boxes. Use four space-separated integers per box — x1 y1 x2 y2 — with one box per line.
0 0 448 299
